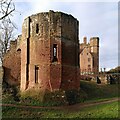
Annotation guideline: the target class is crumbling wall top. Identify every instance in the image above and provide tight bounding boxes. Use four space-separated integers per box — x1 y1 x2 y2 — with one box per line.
24 10 78 21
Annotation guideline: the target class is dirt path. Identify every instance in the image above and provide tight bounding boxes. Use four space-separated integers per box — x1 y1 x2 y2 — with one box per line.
61 97 119 111
1 97 119 111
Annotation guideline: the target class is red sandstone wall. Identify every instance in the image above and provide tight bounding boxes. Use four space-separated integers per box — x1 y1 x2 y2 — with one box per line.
21 11 80 92
61 13 80 90
3 41 21 86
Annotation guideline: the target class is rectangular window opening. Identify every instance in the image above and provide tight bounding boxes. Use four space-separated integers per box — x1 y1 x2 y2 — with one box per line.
88 65 91 68
27 38 30 64
35 65 39 84
53 44 58 62
88 58 91 62
36 24 39 34
26 38 30 83
93 57 94 67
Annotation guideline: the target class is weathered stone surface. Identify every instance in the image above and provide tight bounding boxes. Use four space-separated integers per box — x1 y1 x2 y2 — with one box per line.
20 10 80 93
2 40 21 86
80 37 99 75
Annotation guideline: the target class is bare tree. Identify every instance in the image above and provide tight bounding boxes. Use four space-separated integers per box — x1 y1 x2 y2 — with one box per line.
0 0 15 20
0 18 14 63
0 0 16 63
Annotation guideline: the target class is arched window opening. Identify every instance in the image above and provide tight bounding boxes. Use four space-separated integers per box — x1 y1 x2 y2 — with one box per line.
53 44 58 62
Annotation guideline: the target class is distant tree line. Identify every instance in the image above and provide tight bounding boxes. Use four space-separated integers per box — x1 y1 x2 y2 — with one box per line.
107 66 120 74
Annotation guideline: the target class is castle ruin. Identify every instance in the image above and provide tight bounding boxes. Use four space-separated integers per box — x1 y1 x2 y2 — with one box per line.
80 37 99 75
20 10 80 92
3 11 100 100
3 11 80 96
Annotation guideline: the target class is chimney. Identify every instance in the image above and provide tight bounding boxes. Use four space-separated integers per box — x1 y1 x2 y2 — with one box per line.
83 37 87 44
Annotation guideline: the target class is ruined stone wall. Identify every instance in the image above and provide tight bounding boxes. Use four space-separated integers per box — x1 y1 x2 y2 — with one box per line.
3 40 21 86
21 10 80 92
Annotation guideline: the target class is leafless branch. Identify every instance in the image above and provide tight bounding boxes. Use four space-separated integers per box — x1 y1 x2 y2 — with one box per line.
0 18 15 63
0 0 15 20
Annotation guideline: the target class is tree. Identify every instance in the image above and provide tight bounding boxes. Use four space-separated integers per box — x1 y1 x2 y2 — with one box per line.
0 18 14 63
0 0 16 63
0 0 15 20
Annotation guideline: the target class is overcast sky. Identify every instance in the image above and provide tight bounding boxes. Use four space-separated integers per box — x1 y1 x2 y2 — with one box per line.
12 0 118 71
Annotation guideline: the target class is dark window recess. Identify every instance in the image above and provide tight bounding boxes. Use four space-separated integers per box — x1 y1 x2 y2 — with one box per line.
88 58 91 62
53 44 58 62
35 65 39 83
88 65 91 68
93 57 94 67
26 64 29 81
17 48 21 52
26 38 30 81
27 38 30 64
36 24 39 34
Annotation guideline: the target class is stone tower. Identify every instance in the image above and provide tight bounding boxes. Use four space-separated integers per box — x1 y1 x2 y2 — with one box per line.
83 36 87 44
80 37 99 75
90 37 99 74
20 10 80 93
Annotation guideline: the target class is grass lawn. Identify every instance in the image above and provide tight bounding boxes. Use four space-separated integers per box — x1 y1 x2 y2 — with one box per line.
80 80 118 101
2 80 119 119
2 80 118 105
67 101 119 118
2 101 119 119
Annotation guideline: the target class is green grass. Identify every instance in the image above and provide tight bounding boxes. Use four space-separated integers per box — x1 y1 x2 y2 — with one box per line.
2 80 118 106
80 80 118 101
2 80 119 119
66 101 119 118
2 101 119 119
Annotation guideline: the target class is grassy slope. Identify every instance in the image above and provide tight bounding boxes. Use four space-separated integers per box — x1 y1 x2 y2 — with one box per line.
80 80 118 101
66 101 118 118
2 81 118 105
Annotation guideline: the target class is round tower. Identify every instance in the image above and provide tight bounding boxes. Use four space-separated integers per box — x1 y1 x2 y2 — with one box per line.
90 37 99 74
20 10 80 94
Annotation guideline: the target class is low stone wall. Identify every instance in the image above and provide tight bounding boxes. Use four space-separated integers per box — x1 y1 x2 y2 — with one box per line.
81 73 119 84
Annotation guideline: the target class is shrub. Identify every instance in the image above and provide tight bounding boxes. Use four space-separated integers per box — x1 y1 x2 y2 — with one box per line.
65 89 80 105
20 89 68 106
43 89 68 106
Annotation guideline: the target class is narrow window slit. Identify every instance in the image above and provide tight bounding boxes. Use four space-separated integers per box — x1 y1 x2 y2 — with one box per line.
53 44 58 62
36 24 39 34
35 65 39 84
